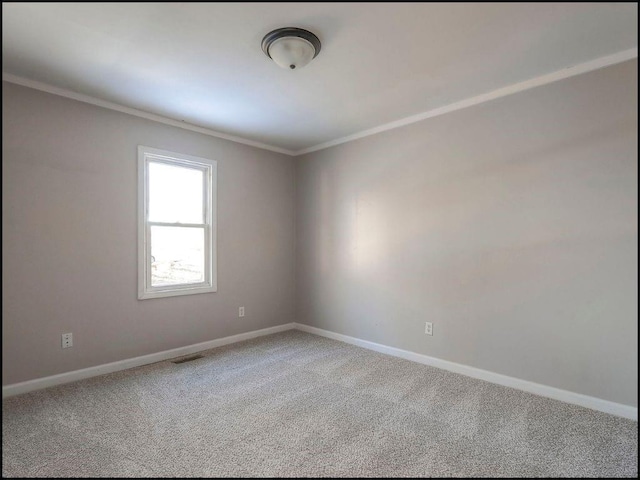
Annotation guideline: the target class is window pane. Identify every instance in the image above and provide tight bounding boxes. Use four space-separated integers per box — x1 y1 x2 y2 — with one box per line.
150 226 205 286
149 162 204 223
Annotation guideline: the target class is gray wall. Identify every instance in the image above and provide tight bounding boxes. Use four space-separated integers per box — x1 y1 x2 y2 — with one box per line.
295 60 638 407
2 82 295 385
3 60 638 408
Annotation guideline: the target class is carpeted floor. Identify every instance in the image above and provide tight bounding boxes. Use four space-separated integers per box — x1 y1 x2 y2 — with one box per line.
2 330 638 477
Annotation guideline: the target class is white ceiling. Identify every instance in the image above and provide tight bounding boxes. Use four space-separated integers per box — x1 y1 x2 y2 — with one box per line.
2 3 638 153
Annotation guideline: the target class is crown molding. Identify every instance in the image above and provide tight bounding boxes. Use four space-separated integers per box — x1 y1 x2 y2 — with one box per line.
1 73 296 156
294 47 638 156
3 47 637 158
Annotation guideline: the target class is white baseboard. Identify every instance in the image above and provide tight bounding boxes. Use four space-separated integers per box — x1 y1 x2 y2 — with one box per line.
4 321 637 421
2 323 296 399
294 323 638 421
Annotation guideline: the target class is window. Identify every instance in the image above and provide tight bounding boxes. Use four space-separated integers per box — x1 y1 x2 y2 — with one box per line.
138 146 217 299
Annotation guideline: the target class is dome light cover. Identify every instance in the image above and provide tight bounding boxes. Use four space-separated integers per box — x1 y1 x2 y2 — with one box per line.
262 27 321 70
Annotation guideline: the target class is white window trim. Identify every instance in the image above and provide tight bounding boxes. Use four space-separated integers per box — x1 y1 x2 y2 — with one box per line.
137 145 217 300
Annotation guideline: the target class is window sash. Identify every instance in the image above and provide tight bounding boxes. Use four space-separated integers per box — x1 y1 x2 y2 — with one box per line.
146 224 210 290
147 158 207 224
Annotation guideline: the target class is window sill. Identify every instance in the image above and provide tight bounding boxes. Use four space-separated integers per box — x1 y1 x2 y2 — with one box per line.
138 284 217 300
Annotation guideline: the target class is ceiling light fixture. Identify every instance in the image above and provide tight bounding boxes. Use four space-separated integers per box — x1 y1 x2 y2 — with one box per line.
261 27 321 70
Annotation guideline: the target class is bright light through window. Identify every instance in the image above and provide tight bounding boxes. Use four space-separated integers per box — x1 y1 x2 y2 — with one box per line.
150 226 205 286
138 146 217 299
148 162 203 224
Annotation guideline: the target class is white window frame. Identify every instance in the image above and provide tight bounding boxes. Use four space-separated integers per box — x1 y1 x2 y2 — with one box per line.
138 145 217 300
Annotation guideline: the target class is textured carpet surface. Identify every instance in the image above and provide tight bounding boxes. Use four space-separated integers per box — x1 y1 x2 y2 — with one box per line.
2 330 638 477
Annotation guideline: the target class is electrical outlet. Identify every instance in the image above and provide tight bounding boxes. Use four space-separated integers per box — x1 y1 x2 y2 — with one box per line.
62 333 73 348
425 322 433 336
239 306 245 317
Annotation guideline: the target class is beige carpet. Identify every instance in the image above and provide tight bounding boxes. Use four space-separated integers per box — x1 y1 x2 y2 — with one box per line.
2 330 637 477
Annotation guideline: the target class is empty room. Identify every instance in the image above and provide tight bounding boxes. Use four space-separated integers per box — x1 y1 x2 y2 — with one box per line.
2 3 637 478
